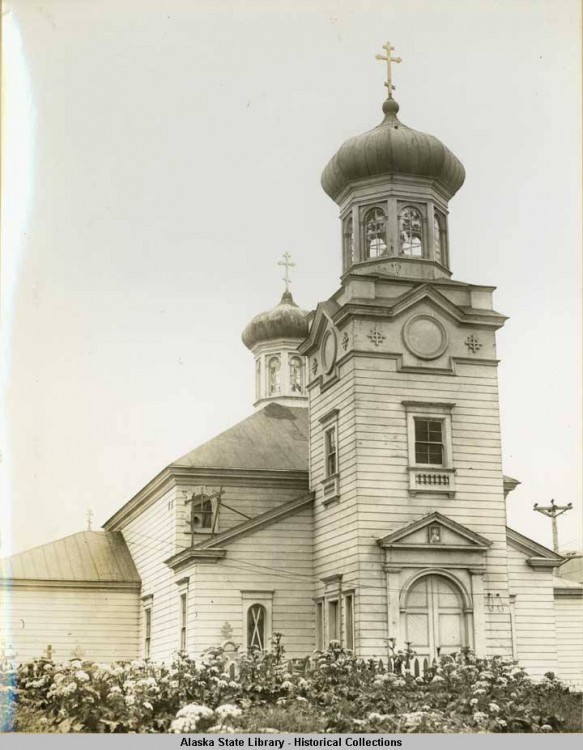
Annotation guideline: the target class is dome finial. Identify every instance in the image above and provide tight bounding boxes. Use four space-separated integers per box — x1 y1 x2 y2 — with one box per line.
375 40 402 103
278 251 296 297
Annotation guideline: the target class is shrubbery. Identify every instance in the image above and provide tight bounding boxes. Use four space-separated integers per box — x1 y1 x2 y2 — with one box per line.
2 636 581 733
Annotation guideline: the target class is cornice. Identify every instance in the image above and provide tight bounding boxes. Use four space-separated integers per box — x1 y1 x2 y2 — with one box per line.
0 579 141 592
164 548 227 572
506 526 563 563
104 467 309 531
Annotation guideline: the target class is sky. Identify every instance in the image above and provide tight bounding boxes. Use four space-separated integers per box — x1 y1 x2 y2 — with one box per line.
2 0 581 557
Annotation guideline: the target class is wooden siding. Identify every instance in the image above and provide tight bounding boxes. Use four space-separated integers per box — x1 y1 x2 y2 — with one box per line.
309 344 513 658
120 486 177 661
554 594 583 688
190 504 314 659
0 587 139 663
507 544 558 677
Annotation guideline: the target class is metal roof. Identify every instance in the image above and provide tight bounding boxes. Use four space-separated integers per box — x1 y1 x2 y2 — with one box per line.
0 531 141 583
172 403 309 472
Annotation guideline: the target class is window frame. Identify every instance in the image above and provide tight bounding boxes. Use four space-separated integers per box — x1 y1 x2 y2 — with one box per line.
142 594 153 659
361 205 388 259
241 590 273 652
342 214 355 269
324 425 338 478
315 599 324 651
343 591 355 651
402 401 456 496
177 577 189 655
414 417 445 466
289 355 305 395
266 355 281 396
397 203 426 258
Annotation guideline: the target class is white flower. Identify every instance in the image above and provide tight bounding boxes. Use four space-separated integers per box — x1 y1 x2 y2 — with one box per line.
473 711 487 722
432 675 444 683
470 698 478 706
75 670 90 683
415 676 424 684
281 680 293 690
296 696 308 703
488 702 500 713
215 704 242 721
541 725 553 733
368 712 383 722
421 705 431 712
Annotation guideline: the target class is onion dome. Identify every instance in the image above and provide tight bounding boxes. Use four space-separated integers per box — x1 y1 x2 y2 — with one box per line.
321 97 465 203
242 290 310 351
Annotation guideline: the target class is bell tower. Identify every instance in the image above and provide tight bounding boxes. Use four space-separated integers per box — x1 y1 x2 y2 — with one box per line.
300 44 513 661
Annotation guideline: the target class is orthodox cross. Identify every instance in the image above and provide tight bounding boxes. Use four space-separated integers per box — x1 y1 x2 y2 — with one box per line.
278 252 296 293
533 499 573 553
86 508 94 531
375 41 402 96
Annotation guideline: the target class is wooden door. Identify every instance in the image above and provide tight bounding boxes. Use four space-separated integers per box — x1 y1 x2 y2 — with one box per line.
403 575 465 660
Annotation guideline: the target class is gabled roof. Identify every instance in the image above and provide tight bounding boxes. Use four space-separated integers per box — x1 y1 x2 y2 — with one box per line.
378 511 492 549
506 526 564 568
0 531 141 585
172 403 309 472
164 492 314 572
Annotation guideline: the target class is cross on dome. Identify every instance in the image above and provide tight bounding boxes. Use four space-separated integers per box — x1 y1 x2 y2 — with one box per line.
375 40 402 97
278 252 296 293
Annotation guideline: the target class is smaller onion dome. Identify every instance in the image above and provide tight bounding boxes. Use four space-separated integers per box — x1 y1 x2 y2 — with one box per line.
321 97 465 203
242 290 310 351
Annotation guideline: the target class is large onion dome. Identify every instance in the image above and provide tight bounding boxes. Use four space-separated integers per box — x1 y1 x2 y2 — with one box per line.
321 98 465 203
242 290 310 351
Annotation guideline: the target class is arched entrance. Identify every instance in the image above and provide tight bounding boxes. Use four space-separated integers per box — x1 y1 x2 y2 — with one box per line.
401 574 468 660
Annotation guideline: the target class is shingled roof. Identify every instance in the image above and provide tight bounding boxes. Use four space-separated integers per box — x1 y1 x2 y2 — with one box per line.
172 403 309 472
0 531 141 584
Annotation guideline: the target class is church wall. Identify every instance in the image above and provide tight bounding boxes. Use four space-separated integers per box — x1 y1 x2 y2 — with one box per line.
351 356 513 658
190 504 314 659
0 586 139 663
554 592 583 688
506 544 558 678
176 484 309 550
310 360 362 597
119 486 177 661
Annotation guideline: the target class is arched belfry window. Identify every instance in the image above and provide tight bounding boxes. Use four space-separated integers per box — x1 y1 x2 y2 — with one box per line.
267 356 281 395
247 604 266 650
289 356 304 394
433 213 444 263
255 359 261 400
363 207 387 258
399 207 423 257
343 216 354 267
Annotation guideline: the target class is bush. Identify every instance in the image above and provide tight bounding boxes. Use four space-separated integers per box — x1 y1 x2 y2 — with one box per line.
3 638 582 733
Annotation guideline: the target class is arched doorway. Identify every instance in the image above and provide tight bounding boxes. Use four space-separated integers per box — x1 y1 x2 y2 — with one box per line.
402 574 468 660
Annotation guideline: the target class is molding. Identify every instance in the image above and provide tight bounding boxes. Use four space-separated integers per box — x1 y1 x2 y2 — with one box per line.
321 573 343 585
318 408 340 424
553 587 583 598
176 576 190 587
141 593 153 603
402 400 456 411
192 492 315 551
104 467 309 530
378 511 493 549
0 579 141 592
164 548 227 572
506 526 563 562
527 558 564 569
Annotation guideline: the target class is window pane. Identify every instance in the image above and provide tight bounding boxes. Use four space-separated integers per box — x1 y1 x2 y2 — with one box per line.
399 207 423 256
290 357 303 393
248 604 266 650
267 356 281 395
344 594 354 651
428 445 444 464
316 602 324 651
328 600 339 642
364 208 387 258
415 419 429 442
433 214 442 262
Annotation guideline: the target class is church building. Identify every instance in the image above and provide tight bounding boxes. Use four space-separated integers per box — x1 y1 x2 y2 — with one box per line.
1 46 582 687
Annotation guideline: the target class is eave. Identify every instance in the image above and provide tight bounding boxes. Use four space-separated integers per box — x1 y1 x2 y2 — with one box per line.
506 527 564 568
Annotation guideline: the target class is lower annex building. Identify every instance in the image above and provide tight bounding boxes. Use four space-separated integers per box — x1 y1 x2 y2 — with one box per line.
2 51 582 687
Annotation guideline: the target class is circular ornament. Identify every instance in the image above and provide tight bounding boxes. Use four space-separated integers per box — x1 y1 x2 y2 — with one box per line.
403 315 448 360
321 329 338 374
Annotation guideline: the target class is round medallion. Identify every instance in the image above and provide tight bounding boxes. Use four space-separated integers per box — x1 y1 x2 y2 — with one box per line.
321 329 337 374
403 315 448 360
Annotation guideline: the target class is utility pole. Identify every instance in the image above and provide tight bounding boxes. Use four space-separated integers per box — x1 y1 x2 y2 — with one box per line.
533 499 573 553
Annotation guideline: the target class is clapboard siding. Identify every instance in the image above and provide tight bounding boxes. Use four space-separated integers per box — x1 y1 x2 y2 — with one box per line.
120 487 176 660
554 594 583 688
0 587 139 662
190 505 314 658
507 544 558 677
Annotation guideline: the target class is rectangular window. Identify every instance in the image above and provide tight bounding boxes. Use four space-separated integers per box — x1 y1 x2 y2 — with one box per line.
325 427 337 477
144 607 152 658
414 418 444 465
344 593 354 651
179 593 187 652
315 601 324 651
328 599 339 643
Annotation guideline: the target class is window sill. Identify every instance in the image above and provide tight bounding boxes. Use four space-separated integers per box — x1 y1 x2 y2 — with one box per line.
408 466 456 497
321 474 340 505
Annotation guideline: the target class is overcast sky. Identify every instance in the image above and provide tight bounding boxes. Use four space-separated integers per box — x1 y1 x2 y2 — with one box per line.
2 0 581 557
